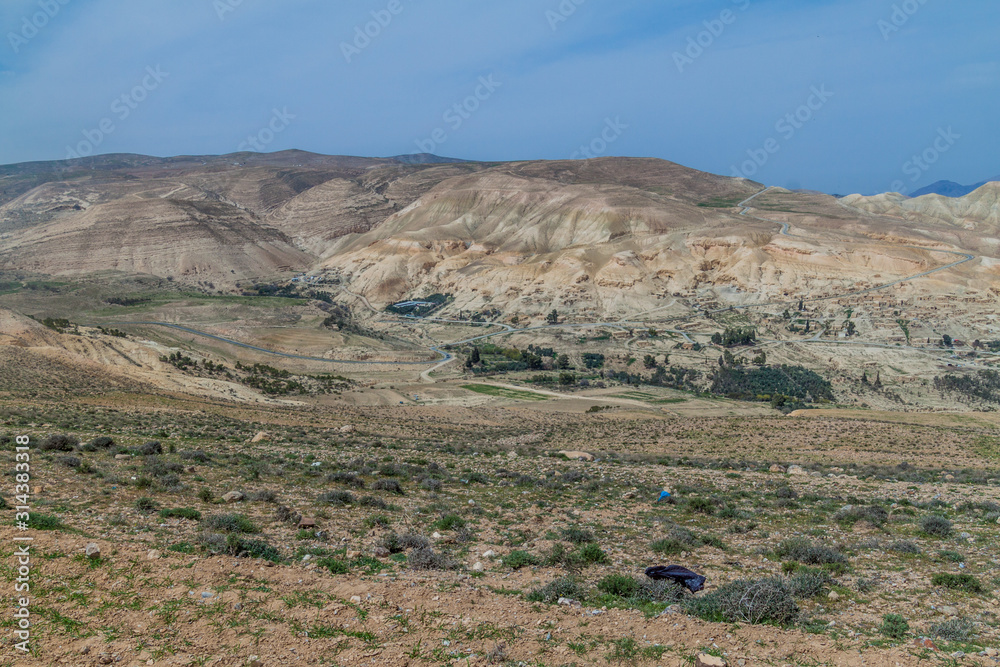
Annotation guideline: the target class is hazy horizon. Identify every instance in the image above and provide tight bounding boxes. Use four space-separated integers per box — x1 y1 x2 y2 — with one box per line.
1 0 997 195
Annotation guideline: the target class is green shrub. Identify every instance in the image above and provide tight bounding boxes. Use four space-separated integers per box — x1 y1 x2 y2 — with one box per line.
684 578 797 626
879 613 909 640
197 488 214 503
937 549 963 562
835 504 888 527
134 497 159 513
787 568 832 598
27 513 65 530
40 434 78 451
562 526 595 544
931 573 983 593
203 513 258 534
687 497 716 515
504 550 539 570
597 574 640 598
159 507 202 521
317 557 350 574
226 535 280 562
920 515 952 538
930 617 976 641
649 538 684 555
573 543 608 565
371 479 404 495
774 538 847 570
526 577 583 603
318 490 354 506
432 514 465 530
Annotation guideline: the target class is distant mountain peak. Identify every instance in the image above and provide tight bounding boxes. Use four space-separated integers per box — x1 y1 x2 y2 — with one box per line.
911 176 999 198
390 153 472 165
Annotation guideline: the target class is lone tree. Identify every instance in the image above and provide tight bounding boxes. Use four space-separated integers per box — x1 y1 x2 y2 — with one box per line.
546 309 559 325
643 354 658 369
942 334 953 348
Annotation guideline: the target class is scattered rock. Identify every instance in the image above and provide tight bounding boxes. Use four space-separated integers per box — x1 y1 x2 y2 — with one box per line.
944 474 955 481
85 543 101 559
350 595 362 604
951 651 965 659
114 454 131 461
787 464 807 475
147 549 160 560
373 546 390 558
695 653 726 667
621 490 637 500
507 451 518 459
99 656 113 665
483 550 497 559
940 606 959 617
297 517 317 530
222 491 244 503
346 550 361 559
431 532 442 539
558 451 595 461
769 464 785 473
828 591 840 601
472 562 484 572
914 637 938 650
339 424 355 433
250 431 270 443
247 657 263 667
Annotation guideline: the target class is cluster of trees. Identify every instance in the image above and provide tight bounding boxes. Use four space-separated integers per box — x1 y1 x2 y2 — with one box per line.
321 304 358 333
934 370 1000 404
711 326 757 347
710 364 833 403
98 327 128 338
39 317 75 334
160 352 197 370
582 353 605 369
605 365 700 392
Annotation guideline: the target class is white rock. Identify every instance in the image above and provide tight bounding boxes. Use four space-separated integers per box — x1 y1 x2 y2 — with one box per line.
85 543 101 559
472 562 484 572
222 491 244 503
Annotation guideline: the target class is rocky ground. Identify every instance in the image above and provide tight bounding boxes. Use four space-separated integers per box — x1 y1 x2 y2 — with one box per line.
2 398 999 666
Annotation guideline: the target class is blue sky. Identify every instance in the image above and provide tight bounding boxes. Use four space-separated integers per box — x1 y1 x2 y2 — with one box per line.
0 0 996 194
